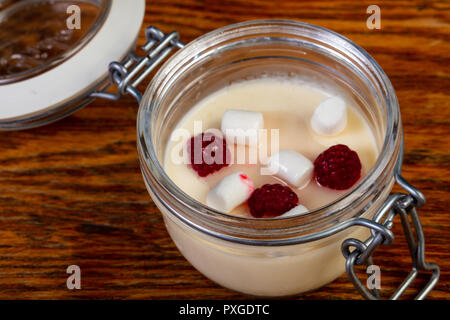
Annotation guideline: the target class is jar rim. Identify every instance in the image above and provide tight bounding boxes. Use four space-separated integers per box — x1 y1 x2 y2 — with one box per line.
137 20 401 245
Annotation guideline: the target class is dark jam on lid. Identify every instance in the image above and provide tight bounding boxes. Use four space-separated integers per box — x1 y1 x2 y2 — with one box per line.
0 1 100 78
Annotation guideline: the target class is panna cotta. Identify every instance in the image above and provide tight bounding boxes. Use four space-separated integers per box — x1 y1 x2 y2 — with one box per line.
164 77 378 217
136 21 403 298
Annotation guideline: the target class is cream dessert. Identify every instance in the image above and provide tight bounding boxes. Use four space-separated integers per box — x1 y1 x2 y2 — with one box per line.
164 77 378 217
160 76 381 296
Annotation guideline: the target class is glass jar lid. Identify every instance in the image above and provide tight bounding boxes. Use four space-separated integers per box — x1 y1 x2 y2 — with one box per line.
0 0 109 83
0 0 145 129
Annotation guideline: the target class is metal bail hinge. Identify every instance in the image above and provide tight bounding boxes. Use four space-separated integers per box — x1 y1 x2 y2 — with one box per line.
92 26 185 103
342 157 440 299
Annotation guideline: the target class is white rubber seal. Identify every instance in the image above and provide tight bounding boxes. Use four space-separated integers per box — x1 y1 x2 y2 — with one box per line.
0 0 145 120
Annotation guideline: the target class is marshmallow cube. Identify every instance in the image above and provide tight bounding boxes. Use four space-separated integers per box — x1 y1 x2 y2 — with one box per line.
268 150 313 188
311 96 347 136
281 205 309 217
206 172 254 213
221 109 264 146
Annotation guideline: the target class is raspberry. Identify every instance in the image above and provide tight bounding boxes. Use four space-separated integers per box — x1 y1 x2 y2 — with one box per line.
187 132 231 177
313 144 361 190
248 184 299 218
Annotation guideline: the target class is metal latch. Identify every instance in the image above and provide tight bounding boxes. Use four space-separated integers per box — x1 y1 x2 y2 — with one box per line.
92 26 184 103
342 143 440 299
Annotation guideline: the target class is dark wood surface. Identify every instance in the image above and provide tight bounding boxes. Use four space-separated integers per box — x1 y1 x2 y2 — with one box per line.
0 0 448 300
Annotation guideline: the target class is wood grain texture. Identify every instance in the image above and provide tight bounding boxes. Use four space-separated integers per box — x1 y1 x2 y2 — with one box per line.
0 0 448 300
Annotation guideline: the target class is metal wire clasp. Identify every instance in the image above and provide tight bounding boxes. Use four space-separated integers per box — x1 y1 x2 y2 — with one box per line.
342 143 440 299
92 26 185 103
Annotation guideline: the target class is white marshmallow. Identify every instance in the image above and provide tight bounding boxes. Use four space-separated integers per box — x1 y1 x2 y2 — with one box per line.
267 150 313 188
221 109 264 146
281 205 309 217
206 172 254 213
311 96 347 136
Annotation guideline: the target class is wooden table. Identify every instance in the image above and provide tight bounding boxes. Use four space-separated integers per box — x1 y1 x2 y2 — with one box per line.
0 0 448 300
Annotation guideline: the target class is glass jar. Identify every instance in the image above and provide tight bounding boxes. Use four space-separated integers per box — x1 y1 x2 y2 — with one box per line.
136 20 439 298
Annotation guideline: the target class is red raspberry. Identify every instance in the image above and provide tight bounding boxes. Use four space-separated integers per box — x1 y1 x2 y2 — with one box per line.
248 184 299 218
313 144 361 190
187 132 231 177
